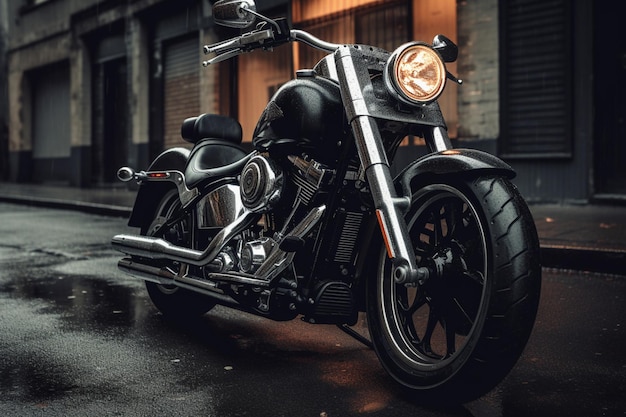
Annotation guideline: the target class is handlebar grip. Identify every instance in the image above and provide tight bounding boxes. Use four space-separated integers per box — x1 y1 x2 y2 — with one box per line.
201 19 292 66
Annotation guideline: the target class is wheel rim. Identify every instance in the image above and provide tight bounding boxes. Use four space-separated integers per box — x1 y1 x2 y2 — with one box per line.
378 184 489 372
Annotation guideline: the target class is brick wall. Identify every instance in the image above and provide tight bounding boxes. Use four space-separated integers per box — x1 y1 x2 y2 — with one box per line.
164 73 199 149
456 0 499 142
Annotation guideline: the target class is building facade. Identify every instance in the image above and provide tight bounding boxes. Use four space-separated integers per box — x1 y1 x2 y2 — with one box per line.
1 0 623 204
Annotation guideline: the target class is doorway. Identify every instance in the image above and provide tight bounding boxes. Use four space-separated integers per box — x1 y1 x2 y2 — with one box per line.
92 58 129 185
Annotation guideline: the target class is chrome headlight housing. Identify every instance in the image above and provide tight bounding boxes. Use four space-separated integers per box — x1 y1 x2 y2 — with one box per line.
384 42 447 106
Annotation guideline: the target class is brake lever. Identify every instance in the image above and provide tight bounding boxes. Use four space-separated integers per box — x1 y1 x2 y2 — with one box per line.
203 48 243 66
203 37 242 55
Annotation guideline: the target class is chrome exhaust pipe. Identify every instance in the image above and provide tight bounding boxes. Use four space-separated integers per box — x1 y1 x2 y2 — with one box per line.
111 209 258 266
118 257 286 316
118 256 272 289
114 204 326 287
117 257 177 285
117 204 328 303
118 258 245 306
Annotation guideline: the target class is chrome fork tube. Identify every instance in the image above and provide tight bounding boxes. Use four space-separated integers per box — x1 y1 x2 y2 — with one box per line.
429 126 453 152
334 46 423 284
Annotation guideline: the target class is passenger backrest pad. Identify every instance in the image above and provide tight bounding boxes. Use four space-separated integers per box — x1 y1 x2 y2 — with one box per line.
181 113 243 144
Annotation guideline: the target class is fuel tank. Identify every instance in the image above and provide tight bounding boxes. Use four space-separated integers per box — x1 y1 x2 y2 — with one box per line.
252 72 346 164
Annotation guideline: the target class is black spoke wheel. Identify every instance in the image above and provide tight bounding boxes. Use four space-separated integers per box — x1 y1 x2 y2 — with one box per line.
366 176 541 404
141 189 215 318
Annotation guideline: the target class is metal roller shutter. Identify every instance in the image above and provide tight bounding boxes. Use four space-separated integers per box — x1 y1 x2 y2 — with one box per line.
163 36 200 149
31 61 71 183
500 0 573 158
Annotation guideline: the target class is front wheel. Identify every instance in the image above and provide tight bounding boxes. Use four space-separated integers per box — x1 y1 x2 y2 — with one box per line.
366 176 541 404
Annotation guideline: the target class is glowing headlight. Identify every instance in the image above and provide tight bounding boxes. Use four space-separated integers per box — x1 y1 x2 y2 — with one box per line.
384 42 447 105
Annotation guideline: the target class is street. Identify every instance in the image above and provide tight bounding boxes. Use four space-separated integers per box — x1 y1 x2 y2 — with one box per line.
0 202 624 417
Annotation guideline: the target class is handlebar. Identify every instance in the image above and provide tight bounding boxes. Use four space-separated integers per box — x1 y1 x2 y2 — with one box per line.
202 20 342 66
289 30 342 53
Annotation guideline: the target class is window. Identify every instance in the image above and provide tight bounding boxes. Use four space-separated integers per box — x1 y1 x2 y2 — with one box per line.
294 1 409 70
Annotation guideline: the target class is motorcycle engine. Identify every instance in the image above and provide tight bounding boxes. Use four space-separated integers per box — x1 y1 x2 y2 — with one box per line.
234 153 334 275
205 152 358 322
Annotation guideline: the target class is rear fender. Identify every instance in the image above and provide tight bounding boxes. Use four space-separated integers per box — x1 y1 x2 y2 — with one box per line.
127 147 190 228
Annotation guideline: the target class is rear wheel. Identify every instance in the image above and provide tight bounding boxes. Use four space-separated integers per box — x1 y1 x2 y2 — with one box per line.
141 189 215 318
366 176 541 403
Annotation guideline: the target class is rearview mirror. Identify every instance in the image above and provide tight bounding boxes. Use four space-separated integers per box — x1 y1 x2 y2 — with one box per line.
213 0 257 28
432 34 458 63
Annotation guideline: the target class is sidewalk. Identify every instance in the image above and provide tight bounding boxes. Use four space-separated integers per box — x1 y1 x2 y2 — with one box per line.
1 182 625 276
0 182 136 217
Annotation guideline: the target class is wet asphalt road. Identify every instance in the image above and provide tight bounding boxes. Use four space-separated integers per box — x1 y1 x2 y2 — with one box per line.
0 202 624 417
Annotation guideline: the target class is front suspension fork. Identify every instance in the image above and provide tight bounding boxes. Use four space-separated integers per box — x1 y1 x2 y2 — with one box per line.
335 46 434 285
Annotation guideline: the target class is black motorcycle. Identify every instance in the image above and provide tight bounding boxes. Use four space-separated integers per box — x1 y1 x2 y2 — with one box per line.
112 0 541 403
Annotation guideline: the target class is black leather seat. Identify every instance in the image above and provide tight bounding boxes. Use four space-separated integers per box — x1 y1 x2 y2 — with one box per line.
181 114 249 189
185 139 250 189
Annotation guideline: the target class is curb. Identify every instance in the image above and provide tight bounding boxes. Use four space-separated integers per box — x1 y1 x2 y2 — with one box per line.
540 244 626 276
0 195 132 218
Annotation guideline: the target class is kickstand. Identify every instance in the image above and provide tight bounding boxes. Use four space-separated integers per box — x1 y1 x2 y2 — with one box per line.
336 324 373 349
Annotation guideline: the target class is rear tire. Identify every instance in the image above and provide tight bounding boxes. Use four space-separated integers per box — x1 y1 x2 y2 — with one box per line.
141 189 216 318
366 175 541 403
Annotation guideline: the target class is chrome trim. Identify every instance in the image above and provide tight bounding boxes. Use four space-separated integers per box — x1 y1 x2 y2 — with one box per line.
430 126 453 152
334 45 420 284
118 258 258 309
383 42 447 106
197 184 244 228
350 116 389 167
117 206 327 293
253 205 326 281
240 154 283 213
117 167 199 208
167 170 199 208
205 272 271 287
118 257 272 289
111 209 258 266
290 29 341 53
335 47 370 120
117 257 178 285
240 238 274 273
313 55 339 82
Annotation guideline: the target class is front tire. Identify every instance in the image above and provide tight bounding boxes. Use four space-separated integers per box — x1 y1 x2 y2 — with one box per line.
141 189 216 318
366 176 541 403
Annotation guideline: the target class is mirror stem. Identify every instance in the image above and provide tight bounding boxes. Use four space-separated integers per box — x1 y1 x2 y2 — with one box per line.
243 8 283 34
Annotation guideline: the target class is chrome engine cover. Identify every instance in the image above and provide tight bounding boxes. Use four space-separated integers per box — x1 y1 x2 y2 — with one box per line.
240 154 284 212
240 237 276 273
197 184 244 228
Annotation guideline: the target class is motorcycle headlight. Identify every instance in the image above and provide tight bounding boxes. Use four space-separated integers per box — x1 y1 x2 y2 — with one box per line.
384 42 447 105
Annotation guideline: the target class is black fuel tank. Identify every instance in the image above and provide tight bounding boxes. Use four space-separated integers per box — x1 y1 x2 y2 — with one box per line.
252 73 345 163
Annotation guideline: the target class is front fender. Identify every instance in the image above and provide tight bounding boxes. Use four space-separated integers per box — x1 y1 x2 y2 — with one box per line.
127 147 190 228
353 149 515 308
395 148 516 199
